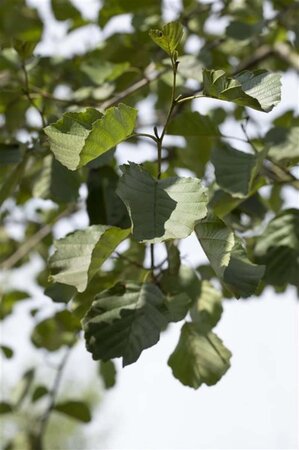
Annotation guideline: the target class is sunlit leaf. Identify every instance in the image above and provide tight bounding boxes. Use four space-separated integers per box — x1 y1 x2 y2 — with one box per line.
149 21 184 56
202 69 281 112
44 104 137 170
49 225 130 292
195 213 265 297
117 163 208 243
168 323 231 389
190 280 223 332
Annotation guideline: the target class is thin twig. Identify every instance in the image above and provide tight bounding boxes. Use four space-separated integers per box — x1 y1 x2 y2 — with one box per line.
34 347 71 450
21 61 46 127
0 205 76 270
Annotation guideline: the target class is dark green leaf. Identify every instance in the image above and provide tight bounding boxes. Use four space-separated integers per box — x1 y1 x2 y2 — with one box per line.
0 345 14 359
99 360 117 389
54 400 91 423
168 111 220 136
117 163 208 243
82 282 168 366
32 385 48 403
0 402 13 414
195 213 265 298
190 280 223 332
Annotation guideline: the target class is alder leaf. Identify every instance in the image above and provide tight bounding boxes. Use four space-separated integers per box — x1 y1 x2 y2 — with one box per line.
168 323 231 389
54 401 91 423
49 225 130 292
82 282 168 366
195 213 264 298
149 21 184 56
202 69 281 112
44 104 137 170
168 111 220 137
117 163 208 243
212 144 266 198
190 280 223 332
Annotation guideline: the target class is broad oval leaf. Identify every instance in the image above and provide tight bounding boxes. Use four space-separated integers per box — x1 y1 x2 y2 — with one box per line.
49 225 130 292
117 163 208 243
149 21 184 56
202 69 281 112
82 282 168 366
54 400 91 423
44 104 137 170
168 323 231 389
254 208 299 288
195 213 265 298
190 280 223 332
168 111 220 137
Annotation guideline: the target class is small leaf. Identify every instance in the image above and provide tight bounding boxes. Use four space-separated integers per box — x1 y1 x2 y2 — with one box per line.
202 69 281 112
32 385 48 403
49 225 130 292
149 21 184 56
117 163 208 243
54 400 91 423
190 280 223 332
82 282 168 366
0 402 13 414
0 345 14 359
168 323 231 389
44 104 137 170
195 213 265 298
31 310 80 351
44 283 76 304
99 360 117 389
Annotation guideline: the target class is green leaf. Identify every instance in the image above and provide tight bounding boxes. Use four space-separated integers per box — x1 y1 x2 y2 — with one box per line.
51 0 82 21
0 344 14 359
13 368 35 408
99 360 117 389
168 111 220 137
149 21 184 56
202 69 281 112
266 127 299 165
254 209 299 288
168 323 231 389
195 213 265 298
117 163 208 243
0 402 13 414
44 104 137 170
33 155 80 203
165 293 192 322
212 144 266 198
98 0 161 27
82 282 168 366
0 290 30 320
32 385 48 403
0 154 30 205
54 401 91 423
49 225 130 292
0 143 22 165
160 265 201 301
44 283 76 304
31 310 80 351
190 280 223 332
87 166 130 228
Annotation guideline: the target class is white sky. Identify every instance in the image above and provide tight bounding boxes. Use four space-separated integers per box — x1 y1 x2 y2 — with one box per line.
1 1 298 449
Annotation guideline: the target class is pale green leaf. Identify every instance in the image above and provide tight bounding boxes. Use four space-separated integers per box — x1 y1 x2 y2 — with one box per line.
202 69 281 112
190 280 223 332
168 323 231 389
82 282 168 366
149 21 184 56
44 104 137 170
49 225 130 292
195 213 264 297
117 163 208 243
